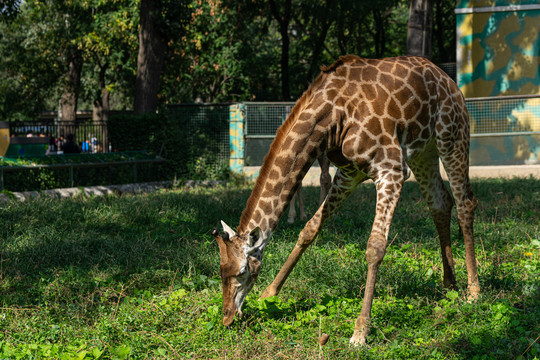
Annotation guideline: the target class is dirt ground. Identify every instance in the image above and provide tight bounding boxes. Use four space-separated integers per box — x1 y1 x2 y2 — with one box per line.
243 164 540 186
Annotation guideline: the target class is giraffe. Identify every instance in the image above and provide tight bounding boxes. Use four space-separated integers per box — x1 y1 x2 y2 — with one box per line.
212 55 479 346
287 153 331 223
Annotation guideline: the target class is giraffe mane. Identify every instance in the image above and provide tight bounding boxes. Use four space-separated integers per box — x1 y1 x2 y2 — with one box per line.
320 54 359 73
237 58 353 234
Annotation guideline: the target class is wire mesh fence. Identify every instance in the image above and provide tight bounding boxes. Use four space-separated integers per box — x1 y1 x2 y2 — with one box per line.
5 96 538 176
242 96 540 165
466 95 540 136
244 102 295 166
244 103 295 136
167 104 231 178
438 63 457 82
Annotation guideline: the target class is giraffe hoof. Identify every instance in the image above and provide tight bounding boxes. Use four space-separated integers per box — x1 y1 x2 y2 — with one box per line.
467 285 480 302
349 331 367 347
259 287 277 299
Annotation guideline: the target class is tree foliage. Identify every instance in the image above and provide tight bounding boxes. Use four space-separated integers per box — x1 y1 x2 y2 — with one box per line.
79 0 139 120
0 0 458 119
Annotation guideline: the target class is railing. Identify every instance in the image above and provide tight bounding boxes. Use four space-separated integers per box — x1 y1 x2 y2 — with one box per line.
4 96 538 172
0 151 165 190
7 120 109 153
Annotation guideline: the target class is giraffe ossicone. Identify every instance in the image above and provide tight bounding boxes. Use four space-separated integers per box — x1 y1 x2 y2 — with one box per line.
213 55 479 345
220 220 236 238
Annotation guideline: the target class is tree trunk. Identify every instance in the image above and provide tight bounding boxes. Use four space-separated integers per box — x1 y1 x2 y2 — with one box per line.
433 0 442 59
93 62 110 121
134 0 167 114
306 17 332 84
60 49 83 122
373 9 387 58
407 0 433 58
269 0 291 100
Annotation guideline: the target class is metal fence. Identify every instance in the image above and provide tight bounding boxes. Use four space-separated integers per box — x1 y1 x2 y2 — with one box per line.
242 96 540 166
466 94 540 136
168 104 230 176
5 95 538 170
438 62 457 82
8 120 109 153
244 102 295 166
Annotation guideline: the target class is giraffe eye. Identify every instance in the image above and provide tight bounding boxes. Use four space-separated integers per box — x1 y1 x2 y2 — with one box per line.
238 268 247 277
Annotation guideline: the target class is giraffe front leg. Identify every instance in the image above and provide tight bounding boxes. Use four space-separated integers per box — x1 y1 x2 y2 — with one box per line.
350 233 386 346
318 153 331 204
350 170 404 346
261 169 364 299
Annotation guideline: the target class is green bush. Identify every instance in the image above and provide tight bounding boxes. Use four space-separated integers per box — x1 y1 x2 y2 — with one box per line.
0 160 169 192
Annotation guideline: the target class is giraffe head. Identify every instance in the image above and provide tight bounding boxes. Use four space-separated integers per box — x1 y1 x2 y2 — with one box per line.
212 221 263 326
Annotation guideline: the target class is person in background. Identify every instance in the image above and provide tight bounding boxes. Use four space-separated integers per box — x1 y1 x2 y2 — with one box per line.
45 137 56 155
81 139 90 153
62 134 80 154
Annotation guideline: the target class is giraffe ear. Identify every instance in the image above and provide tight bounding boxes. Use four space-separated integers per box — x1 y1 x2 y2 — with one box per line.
248 227 261 247
212 228 228 263
220 220 236 240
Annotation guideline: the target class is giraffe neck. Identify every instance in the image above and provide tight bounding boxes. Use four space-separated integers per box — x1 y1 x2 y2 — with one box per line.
237 91 329 242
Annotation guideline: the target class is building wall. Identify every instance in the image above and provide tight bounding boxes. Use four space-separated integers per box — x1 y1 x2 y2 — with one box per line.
456 0 540 97
456 0 540 165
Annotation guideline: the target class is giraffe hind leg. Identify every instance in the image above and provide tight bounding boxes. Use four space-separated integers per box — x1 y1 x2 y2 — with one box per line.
297 185 306 221
407 141 457 289
288 186 306 224
351 166 405 346
439 151 479 299
437 119 479 299
288 192 297 224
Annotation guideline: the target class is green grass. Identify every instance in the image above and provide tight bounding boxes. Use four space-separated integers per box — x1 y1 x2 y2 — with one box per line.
0 178 539 359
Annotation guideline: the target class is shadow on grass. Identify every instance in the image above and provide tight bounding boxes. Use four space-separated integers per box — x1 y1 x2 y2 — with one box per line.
0 187 252 307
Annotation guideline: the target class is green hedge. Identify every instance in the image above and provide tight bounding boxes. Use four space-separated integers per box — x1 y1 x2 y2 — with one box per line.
0 152 168 192
1 162 166 192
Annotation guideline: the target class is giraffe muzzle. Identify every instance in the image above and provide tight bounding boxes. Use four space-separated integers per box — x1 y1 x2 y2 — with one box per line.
222 305 238 327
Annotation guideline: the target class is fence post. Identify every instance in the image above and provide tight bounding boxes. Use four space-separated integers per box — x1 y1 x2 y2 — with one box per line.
229 104 245 174
69 165 74 187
